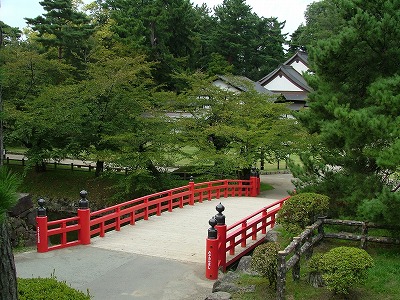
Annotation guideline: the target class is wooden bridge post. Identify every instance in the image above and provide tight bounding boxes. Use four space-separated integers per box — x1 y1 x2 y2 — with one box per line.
215 203 227 271
206 217 219 280
250 167 258 197
189 176 195 205
36 199 48 253
77 190 91 245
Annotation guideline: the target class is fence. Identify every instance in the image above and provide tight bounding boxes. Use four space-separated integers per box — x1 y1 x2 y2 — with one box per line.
276 217 400 300
36 177 260 253
205 196 290 280
4 155 128 173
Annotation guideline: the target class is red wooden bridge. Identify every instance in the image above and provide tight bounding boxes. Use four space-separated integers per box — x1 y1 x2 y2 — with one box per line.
35 175 290 280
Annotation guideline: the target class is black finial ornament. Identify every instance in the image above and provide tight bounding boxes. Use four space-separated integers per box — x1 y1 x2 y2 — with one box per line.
189 176 194 182
79 190 89 209
37 198 46 217
208 217 218 239
251 166 257 176
215 202 225 225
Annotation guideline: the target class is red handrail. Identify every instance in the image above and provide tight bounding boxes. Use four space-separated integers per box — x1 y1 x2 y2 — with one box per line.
36 177 258 252
219 196 289 271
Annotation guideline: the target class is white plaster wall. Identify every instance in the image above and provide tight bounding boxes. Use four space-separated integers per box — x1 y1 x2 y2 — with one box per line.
288 61 308 74
265 76 303 92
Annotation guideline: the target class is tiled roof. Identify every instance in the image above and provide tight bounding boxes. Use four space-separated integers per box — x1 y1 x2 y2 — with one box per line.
284 51 308 66
258 65 312 92
216 75 274 95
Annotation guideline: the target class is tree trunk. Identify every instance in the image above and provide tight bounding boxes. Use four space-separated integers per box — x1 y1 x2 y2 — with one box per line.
95 160 104 177
0 220 18 300
35 161 47 173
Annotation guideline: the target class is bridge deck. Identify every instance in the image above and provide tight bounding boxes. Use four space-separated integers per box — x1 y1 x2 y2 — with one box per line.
90 196 279 264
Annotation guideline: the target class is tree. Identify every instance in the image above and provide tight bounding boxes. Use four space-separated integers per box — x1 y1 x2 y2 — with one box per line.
211 0 285 80
293 0 400 219
1 47 76 172
0 168 21 300
25 0 94 70
172 72 303 179
103 0 201 87
0 22 23 167
288 0 346 53
77 56 157 177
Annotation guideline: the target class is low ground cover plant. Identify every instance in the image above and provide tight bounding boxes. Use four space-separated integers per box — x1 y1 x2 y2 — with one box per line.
18 277 90 299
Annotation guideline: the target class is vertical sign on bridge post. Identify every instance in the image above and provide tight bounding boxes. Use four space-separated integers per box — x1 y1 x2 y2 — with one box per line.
215 203 227 271
205 217 218 279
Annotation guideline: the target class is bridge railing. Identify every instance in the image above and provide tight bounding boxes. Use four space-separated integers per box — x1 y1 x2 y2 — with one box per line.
205 196 290 280
36 177 259 253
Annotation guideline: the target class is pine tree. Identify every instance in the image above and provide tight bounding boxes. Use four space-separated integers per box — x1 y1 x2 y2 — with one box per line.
294 0 400 219
25 0 94 68
288 0 346 53
104 0 200 87
212 0 285 80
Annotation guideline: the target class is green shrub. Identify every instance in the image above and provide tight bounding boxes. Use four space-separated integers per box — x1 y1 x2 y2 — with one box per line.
318 247 374 295
18 277 90 299
276 192 329 234
251 242 280 287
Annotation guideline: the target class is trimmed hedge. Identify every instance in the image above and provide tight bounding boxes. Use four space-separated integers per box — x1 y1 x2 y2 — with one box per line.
276 192 329 234
312 247 374 295
18 277 90 299
251 242 280 287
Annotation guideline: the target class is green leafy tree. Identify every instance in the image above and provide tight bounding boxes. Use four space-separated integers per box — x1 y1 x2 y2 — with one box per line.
0 168 21 300
293 0 400 219
2 47 76 171
172 72 303 178
52 54 157 177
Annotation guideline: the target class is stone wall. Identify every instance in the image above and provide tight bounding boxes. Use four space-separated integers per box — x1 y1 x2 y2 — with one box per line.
7 194 37 247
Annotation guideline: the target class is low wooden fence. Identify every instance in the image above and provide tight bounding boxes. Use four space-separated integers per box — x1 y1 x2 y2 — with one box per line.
36 177 260 253
4 155 130 173
276 217 400 300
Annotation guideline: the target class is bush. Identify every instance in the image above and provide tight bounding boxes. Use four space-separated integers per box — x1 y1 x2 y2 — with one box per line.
316 247 374 295
251 242 280 287
276 192 329 234
18 277 90 300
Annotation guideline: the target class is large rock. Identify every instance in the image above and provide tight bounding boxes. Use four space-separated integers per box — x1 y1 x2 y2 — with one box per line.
236 255 259 276
265 229 279 242
236 256 252 273
8 194 33 217
212 271 240 293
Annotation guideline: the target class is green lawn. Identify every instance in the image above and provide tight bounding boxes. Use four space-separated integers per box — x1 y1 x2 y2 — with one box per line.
7 164 119 208
231 239 400 300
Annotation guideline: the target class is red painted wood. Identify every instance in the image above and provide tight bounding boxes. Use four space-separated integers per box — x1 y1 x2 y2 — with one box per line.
36 178 258 253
